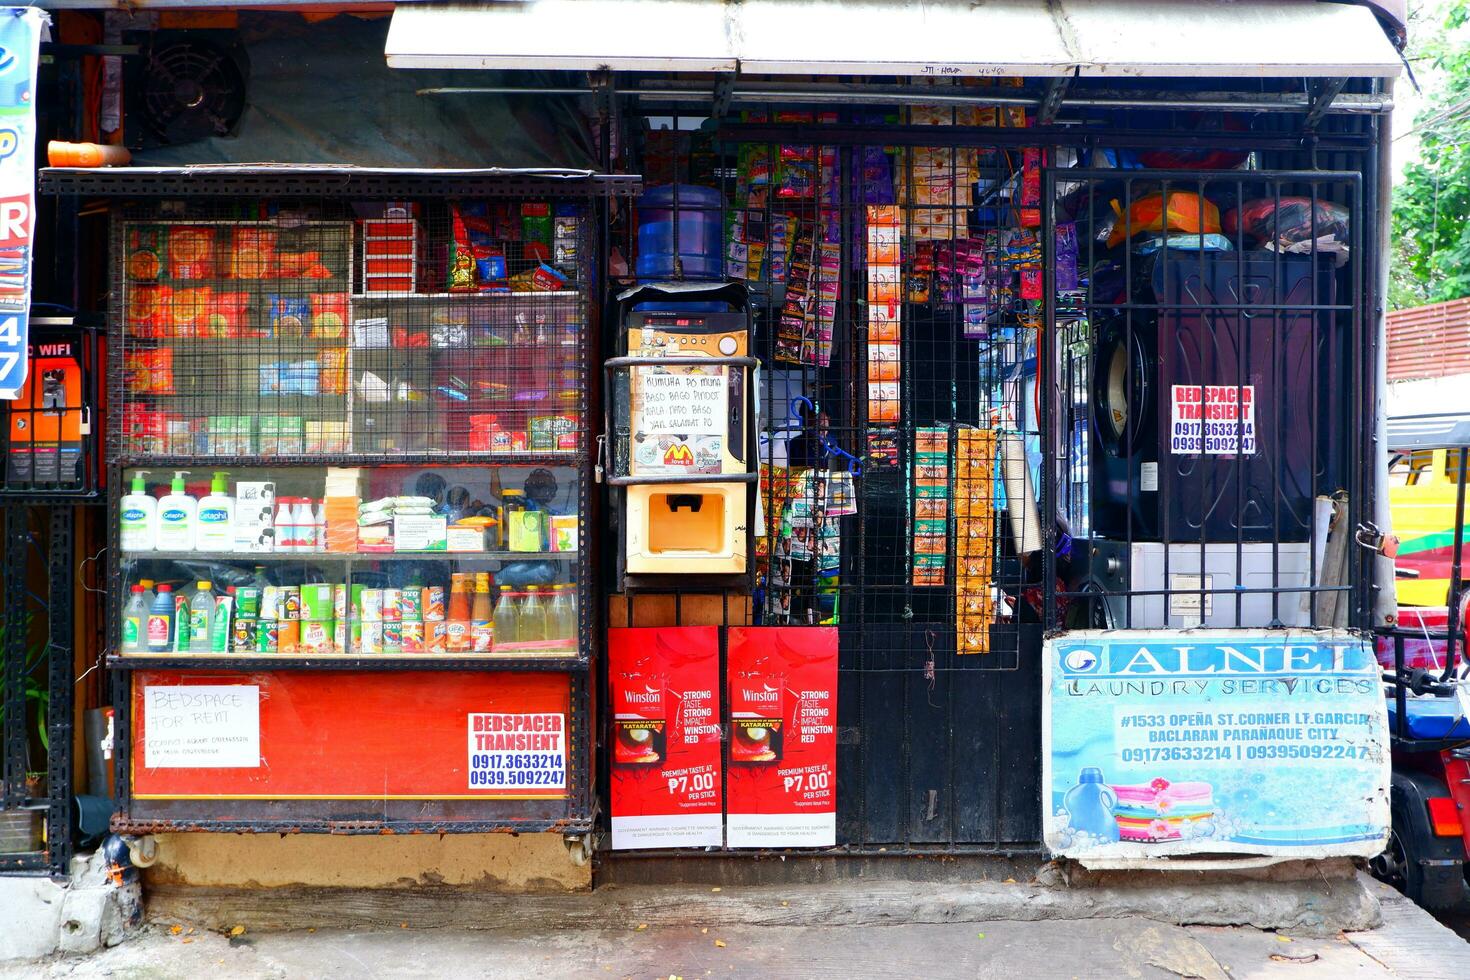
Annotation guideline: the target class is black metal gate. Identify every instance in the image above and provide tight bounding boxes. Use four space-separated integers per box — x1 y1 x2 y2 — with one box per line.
613 93 1381 852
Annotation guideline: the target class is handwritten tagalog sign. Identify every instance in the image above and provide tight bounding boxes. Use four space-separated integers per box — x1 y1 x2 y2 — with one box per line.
636 368 725 435
1043 630 1389 862
143 685 260 768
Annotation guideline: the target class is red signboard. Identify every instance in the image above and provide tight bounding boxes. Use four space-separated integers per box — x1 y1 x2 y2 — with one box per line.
131 670 571 799
609 627 723 849
726 626 838 848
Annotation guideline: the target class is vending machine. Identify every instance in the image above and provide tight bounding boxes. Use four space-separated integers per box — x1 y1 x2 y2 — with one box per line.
605 283 756 589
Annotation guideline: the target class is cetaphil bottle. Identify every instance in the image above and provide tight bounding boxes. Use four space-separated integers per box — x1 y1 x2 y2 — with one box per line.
156 471 197 552
120 471 157 552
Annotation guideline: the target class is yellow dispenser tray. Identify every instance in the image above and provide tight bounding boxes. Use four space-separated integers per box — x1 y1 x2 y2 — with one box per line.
626 482 747 575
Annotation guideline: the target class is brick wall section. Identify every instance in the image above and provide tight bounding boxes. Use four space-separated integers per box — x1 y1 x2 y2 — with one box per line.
1387 298 1470 381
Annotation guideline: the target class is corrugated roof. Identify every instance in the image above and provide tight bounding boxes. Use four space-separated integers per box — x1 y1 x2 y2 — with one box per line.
1387 298 1470 382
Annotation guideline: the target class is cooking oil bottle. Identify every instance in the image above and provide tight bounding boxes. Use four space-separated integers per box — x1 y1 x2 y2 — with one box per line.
519 586 547 643
493 584 519 648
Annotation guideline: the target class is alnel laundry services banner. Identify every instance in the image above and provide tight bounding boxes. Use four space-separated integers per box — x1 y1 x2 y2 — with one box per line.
1043 630 1389 862
0 8 44 400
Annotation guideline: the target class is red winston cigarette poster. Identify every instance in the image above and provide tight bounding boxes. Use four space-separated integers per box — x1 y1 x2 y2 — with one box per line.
609 627 723 850
726 626 838 848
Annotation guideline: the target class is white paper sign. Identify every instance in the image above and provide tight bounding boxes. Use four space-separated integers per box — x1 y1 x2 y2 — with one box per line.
467 712 568 792
1169 384 1257 456
144 685 260 768
636 368 725 435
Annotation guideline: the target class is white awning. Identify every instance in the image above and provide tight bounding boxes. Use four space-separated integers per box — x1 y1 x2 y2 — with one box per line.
386 0 1402 78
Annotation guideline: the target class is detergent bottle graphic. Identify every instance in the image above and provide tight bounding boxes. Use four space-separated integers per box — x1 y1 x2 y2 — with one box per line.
1064 767 1120 841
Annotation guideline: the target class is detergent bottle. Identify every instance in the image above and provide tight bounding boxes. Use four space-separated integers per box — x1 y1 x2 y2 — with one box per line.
1063 767 1120 841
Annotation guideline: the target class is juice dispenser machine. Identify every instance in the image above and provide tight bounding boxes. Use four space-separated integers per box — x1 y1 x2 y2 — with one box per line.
605 283 757 589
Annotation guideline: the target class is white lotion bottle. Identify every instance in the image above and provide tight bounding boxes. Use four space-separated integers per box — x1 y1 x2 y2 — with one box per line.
156 471 197 552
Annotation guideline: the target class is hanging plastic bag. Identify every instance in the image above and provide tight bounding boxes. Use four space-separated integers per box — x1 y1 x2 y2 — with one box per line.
1223 197 1350 246
1105 192 1221 249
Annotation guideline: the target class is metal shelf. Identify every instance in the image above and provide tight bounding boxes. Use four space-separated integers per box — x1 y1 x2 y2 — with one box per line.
351 291 582 300
120 550 577 562
113 453 586 468
109 652 589 672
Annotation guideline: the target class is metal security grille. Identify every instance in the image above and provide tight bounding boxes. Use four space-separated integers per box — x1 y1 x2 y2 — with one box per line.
1 505 77 875
621 108 1048 848
1042 170 1366 633
618 103 1379 851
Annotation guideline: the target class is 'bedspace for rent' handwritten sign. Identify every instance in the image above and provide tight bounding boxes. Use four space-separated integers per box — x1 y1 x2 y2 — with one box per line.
143 685 260 768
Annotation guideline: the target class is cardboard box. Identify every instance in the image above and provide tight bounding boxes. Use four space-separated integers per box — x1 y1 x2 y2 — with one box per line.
446 525 485 552
233 482 276 552
394 515 448 552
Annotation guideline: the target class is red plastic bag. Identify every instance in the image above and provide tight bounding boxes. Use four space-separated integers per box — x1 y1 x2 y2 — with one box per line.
1223 197 1349 245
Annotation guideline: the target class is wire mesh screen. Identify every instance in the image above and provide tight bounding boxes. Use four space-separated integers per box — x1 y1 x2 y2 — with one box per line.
109 198 591 465
685 112 1041 670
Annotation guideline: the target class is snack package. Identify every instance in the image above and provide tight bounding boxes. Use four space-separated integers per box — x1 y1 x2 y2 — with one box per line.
127 283 170 338
318 348 348 395
148 348 175 396
521 202 552 261
276 251 331 279
528 263 569 292
449 203 493 292
230 228 277 279
169 287 212 338
310 293 348 338
200 291 248 339
269 295 310 337
123 350 152 393
777 145 817 199
473 248 507 288
126 227 164 281
169 227 215 279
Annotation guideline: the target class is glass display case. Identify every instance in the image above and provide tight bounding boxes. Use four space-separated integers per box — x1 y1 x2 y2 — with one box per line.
115 463 582 663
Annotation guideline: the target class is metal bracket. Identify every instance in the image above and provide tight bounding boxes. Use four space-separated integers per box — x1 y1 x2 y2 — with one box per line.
1304 77 1348 132
711 72 738 123
1038 75 1072 127
589 69 614 120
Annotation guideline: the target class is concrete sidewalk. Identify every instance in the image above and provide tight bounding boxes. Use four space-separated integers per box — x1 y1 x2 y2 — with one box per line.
6 875 1470 980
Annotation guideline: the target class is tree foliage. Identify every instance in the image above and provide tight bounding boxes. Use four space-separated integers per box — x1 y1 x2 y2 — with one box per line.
1392 5 1470 308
